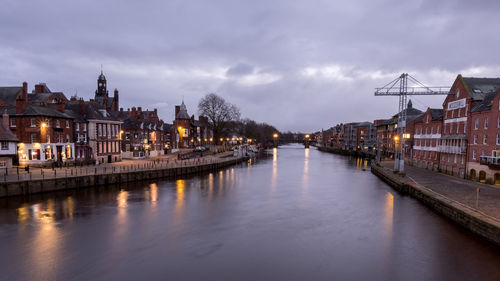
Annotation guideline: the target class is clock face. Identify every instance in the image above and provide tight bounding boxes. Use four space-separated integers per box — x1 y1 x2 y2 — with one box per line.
99 83 102 87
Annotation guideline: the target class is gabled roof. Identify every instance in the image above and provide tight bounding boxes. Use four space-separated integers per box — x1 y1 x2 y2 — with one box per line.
0 119 18 142
0 87 22 106
429 108 443 120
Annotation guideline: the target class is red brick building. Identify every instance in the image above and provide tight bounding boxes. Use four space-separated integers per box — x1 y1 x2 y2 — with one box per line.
439 76 500 178
411 108 443 170
0 82 75 166
467 89 500 183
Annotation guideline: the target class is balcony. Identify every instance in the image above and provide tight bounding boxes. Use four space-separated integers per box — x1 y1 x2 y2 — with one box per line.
479 156 500 166
439 145 466 154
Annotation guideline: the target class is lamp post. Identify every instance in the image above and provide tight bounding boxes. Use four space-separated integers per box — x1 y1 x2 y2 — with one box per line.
273 133 279 148
394 135 399 171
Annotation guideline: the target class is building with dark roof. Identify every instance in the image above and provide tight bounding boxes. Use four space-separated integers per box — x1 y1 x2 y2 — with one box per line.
66 98 123 163
114 106 172 158
173 101 212 149
0 82 75 166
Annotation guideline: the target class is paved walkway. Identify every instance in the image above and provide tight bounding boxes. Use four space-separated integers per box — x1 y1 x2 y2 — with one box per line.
381 160 500 220
0 151 235 183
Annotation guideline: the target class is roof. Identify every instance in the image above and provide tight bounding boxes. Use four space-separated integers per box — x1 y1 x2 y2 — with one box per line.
176 101 190 119
0 87 22 106
471 92 497 113
353 121 373 128
0 105 74 119
0 117 18 142
429 108 443 120
463 77 500 100
65 101 120 122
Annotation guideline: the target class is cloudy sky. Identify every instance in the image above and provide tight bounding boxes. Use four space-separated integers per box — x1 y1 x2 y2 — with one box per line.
2 0 500 132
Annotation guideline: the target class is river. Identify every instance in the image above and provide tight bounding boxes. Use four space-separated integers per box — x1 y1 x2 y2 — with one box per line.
0 144 499 281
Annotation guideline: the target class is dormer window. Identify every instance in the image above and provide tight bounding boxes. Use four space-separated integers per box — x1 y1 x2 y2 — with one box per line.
456 89 460 98
10 119 16 127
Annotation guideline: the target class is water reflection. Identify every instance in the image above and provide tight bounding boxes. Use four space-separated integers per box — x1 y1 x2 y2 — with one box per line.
384 192 394 237
271 148 278 194
174 179 186 223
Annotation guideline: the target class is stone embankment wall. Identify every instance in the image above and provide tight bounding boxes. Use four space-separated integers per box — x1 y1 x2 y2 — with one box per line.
0 157 245 198
371 164 500 246
317 146 375 159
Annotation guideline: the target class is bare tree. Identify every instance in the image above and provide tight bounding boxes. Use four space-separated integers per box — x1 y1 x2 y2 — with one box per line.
198 93 241 143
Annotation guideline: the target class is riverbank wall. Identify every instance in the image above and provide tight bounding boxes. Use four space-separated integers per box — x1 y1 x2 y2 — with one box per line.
371 164 500 246
0 157 246 198
317 146 375 159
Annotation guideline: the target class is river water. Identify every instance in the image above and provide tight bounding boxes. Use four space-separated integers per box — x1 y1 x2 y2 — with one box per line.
0 144 499 281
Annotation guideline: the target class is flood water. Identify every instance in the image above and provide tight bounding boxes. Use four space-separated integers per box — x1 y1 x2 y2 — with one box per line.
0 144 499 281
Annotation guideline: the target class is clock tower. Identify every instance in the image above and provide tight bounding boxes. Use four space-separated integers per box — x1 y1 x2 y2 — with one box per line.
96 70 108 97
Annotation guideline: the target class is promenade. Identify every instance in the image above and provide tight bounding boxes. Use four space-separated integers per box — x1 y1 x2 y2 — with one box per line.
0 151 235 183
380 161 500 221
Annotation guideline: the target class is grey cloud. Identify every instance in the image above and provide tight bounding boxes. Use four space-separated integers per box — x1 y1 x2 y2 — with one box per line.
1 0 500 131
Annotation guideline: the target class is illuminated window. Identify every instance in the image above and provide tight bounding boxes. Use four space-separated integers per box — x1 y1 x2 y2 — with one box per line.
10 119 16 127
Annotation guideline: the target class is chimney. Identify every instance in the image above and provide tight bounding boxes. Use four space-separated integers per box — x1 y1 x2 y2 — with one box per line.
22 81 27 97
138 106 142 112
16 82 27 114
120 107 123 113
175 106 180 118
34 83 46 94
79 98 84 117
57 100 65 113
2 109 9 129
154 108 157 116
113 89 119 111
191 115 194 121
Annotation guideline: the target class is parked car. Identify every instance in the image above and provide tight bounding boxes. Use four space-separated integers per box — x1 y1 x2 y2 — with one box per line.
194 146 207 152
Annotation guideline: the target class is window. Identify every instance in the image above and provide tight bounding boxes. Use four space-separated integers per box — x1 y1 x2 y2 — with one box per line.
454 154 457 163
437 125 440 134
484 134 487 144
1 142 8 150
431 127 433 134
98 124 102 136
66 120 70 128
456 123 459 134
66 134 70 143
451 110 455 118
458 108 461 117
485 117 489 129
30 118 36 127
31 133 37 143
76 123 80 131
474 135 478 144
482 150 486 156
474 118 479 129
83 123 87 131
46 134 50 143
497 133 500 145
56 120 60 128
10 119 16 127
134 133 138 139
473 149 477 160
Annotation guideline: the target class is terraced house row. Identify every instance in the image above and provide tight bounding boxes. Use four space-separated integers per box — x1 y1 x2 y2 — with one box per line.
0 71 212 168
320 74 500 184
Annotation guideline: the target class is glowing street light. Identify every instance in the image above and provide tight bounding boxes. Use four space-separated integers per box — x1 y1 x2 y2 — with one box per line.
273 133 278 139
